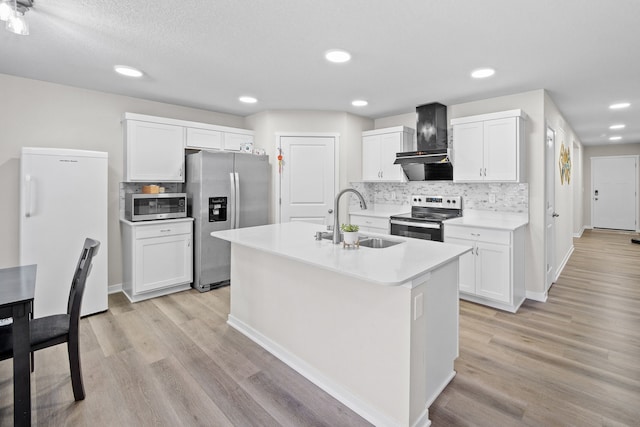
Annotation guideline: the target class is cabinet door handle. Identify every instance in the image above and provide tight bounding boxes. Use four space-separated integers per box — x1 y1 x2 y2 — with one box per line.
479 168 483 177
484 168 487 176
160 229 172 232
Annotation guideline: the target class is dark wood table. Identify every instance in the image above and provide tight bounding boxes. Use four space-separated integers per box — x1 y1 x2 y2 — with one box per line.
0 264 36 427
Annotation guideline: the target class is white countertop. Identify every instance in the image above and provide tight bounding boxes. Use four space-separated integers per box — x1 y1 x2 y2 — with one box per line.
349 204 410 218
444 210 528 231
212 222 469 286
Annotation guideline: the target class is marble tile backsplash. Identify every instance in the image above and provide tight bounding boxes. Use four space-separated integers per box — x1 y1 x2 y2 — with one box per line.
350 182 528 213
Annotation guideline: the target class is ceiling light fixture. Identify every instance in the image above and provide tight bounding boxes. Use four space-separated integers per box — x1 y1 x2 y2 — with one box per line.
471 68 495 79
1 0 32 35
609 124 626 130
114 65 144 78
352 100 368 107
609 102 630 109
609 136 622 141
239 96 257 104
325 49 351 63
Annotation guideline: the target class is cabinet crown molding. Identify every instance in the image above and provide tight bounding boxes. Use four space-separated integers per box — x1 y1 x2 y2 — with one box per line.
450 109 527 126
362 126 415 136
123 112 253 135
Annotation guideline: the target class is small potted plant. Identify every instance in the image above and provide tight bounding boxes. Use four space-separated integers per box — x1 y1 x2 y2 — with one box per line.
340 223 359 245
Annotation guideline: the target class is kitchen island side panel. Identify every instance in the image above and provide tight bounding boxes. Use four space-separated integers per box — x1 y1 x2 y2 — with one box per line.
227 243 459 427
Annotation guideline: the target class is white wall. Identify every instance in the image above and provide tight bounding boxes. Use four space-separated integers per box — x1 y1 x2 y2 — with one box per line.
544 92 583 277
374 112 416 133
572 143 584 236
0 73 245 286
245 110 373 224
583 143 640 227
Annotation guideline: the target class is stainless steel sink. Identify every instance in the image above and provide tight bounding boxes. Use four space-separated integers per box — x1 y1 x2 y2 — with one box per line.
319 231 340 241
318 232 402 249
358 237 403 249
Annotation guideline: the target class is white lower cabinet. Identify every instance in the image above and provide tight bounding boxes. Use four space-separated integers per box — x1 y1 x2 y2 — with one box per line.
121 219 193 302
349 214 390 234
444 224 525 312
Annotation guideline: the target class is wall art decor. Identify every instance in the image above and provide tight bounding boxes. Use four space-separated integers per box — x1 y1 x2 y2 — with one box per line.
558 142 571 185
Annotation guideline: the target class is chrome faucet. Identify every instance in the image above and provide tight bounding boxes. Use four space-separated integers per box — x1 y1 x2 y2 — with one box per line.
333 188 368 244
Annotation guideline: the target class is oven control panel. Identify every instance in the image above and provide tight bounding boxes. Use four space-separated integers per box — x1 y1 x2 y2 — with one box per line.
410 195 462 209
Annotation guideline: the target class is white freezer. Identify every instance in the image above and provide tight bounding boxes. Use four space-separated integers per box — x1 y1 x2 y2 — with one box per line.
20 147 108 318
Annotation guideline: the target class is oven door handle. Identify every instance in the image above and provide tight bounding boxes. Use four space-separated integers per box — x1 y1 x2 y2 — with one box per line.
390 219 441 229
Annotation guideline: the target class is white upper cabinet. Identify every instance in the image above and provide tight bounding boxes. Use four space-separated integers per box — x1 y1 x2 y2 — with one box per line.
451 110 526 183
124 119 185 182
186 127 223 150
185 128 253 151
123 113 256 182
362 126 414 182
223 131 253 151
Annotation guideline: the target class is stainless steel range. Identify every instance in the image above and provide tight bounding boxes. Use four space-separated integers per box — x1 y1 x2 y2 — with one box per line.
390 195 462 241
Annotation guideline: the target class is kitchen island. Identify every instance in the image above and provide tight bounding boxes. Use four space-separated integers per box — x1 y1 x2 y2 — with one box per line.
212 222 469 427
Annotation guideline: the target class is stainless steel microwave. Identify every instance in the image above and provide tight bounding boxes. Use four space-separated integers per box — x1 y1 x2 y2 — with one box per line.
125 193 187 221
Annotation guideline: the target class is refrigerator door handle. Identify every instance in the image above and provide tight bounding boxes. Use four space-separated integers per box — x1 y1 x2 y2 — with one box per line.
24 174 34 217
229 172 236 229
234 172 240 228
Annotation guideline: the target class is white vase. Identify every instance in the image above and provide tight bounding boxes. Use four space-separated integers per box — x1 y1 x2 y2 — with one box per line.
343 231 359 245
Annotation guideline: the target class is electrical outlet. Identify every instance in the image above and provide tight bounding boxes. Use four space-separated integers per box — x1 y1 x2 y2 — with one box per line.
414 293 424 320
489 193 496 203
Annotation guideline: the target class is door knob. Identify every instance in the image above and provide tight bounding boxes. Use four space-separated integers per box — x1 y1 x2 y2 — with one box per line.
328 209 333 214
552 212 559 217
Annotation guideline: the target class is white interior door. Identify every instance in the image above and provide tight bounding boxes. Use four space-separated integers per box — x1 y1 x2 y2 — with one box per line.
545 127 556 291
278 135 336 225
592 156 638 230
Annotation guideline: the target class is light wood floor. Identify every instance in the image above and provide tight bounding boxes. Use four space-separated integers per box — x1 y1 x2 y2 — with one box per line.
1 228 639 426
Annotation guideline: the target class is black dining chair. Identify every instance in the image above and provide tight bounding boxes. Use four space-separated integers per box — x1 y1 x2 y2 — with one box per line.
0 237 100 401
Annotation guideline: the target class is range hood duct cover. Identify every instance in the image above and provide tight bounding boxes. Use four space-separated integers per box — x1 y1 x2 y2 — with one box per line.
394 102 452 180
416 102 448 153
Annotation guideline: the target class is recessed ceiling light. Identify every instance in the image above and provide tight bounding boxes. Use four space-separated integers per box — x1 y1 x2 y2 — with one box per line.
471 68 495 79
114 65 144 78
609 102 630 109
325 49 351 63
609 124 626 130
352 100 368 107
239 96 257 104
609 136 622 141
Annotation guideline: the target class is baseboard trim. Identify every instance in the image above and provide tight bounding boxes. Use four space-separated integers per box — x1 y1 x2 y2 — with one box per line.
526 290 548 302
573 226 586 238
555 245 574 282
227 314 415 427
108 283 123 294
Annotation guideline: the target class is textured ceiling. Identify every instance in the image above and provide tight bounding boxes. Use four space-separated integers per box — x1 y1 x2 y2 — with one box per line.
1 0 639 146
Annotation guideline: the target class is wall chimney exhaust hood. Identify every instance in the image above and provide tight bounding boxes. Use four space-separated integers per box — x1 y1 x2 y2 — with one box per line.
394 102 452 181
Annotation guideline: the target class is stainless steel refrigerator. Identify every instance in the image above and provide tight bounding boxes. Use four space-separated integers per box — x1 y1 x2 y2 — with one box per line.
186 150 269 291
